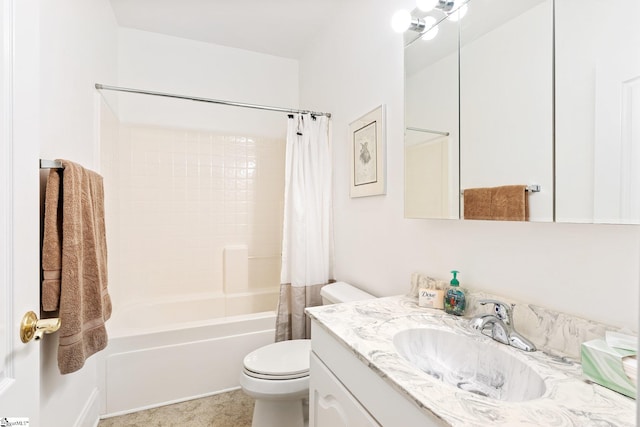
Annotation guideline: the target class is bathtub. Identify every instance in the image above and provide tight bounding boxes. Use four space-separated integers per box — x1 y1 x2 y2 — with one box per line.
99 291 278 417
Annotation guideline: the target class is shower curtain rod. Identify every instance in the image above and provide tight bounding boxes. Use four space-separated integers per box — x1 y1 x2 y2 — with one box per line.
95 83 332 118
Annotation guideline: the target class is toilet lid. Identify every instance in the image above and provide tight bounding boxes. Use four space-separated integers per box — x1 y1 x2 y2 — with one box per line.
243 339 311 377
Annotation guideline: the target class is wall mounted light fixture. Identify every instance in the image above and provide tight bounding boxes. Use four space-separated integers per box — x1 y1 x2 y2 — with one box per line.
391 0 468 40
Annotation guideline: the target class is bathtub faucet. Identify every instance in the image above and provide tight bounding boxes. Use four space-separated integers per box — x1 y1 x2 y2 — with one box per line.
469 299 536 352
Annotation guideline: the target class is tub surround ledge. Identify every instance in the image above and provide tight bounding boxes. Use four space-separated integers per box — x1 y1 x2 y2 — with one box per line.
306 296 635 427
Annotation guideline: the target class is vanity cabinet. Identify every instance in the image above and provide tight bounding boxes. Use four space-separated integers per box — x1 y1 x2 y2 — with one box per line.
310 320 444 427
310 353 380 427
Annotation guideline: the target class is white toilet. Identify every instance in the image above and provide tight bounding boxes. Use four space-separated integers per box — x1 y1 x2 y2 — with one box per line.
239 282 374 427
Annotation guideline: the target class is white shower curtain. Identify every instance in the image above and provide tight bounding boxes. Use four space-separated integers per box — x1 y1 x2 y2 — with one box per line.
275 113 333 341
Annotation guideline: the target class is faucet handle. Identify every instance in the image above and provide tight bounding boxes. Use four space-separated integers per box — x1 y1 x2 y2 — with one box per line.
478 299 514 324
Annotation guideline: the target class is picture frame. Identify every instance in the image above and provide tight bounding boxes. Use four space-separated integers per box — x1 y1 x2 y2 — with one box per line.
349 105 386 198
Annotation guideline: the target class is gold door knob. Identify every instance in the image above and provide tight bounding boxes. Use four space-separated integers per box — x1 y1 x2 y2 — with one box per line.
20 311 61 343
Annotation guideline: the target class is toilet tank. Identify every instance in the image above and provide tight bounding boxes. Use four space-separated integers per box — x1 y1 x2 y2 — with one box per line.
321 282 375 305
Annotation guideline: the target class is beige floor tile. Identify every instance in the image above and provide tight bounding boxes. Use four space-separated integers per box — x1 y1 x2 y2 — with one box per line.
98 389 254 427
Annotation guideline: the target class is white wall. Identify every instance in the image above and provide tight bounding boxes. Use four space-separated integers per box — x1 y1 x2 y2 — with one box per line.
38 1 118 426
299 0 640 331
116 28 299 138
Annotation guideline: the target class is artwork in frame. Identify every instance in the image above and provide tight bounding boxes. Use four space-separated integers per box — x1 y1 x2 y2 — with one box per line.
349 105 386 197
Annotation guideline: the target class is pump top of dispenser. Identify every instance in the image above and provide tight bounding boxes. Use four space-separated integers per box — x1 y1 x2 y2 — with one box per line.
450 270 460 286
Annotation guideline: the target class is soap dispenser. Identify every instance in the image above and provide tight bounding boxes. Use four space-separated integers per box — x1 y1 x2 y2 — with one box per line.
444 270 466 316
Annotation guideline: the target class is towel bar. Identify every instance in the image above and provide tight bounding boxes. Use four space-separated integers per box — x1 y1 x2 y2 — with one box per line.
460 185 541 197
40 159 64 169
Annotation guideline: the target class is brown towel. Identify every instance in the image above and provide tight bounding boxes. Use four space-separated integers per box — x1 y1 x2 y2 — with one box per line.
463 185 528 221
42 169 63 311
461 187 493 220
42 159 112 374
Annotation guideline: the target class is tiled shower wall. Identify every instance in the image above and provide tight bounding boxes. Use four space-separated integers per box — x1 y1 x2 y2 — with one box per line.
102 116 284 313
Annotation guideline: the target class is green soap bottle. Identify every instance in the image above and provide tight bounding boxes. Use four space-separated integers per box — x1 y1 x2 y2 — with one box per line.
444 270 466 316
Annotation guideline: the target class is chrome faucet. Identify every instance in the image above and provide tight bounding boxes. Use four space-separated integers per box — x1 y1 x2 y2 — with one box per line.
469 299 536 352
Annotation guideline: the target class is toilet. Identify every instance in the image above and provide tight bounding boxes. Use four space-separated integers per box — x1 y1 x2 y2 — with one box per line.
239 282 375 427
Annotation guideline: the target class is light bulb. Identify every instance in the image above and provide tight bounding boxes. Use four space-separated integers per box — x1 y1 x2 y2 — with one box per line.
422 16 437 31
421 25 439 41
391 9 412 33
447 4 468 21
416 0 438 12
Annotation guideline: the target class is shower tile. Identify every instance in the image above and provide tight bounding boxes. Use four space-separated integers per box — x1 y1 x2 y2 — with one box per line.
248 258 281 290
224 167 237 179
236 224 248 237
212 165 225 179
199 175 213 192
198 140 212 156
224 179 237 190
186 158 200 178
223 245 249 293
105 123 286 312
212 142 225 157
235 158 248 169
236 190 248 202
224 190 237 201
236 213 248 225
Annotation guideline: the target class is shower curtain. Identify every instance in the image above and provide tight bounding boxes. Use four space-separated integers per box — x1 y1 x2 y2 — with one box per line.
275 113 333 341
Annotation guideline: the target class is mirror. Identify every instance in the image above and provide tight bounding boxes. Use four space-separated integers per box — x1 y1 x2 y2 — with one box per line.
404 10 460 219
555 0 640 224
404 0 553 221
459 0 553 222
405 0 640 224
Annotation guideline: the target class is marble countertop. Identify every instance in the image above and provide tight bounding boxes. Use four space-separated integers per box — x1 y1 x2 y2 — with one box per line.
306 296 636 427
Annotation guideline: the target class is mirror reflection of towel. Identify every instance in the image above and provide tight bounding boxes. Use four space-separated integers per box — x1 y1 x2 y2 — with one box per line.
463 185 528 221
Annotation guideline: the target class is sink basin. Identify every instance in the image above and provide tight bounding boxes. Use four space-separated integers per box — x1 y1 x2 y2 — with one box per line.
393 328 546 402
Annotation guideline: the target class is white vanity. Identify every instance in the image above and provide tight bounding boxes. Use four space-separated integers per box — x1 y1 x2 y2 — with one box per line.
306 296 636 427
310 323 442 426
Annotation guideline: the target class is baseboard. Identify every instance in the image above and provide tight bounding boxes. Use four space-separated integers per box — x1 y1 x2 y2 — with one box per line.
74 387 100 427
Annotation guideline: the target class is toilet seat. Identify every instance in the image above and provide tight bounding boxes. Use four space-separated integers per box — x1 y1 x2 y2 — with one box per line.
243 339 311 380
243 368 309 380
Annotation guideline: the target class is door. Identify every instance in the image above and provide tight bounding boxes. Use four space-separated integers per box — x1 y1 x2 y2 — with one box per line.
0 0 41 424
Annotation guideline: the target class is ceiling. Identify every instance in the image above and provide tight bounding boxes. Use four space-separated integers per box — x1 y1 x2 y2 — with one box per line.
108 0 350 59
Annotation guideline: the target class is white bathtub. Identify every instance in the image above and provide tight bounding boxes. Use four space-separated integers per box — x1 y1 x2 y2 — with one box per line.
99 292 277 417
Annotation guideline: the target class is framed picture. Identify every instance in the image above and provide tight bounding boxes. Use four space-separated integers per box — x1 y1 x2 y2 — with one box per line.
349 105 386 197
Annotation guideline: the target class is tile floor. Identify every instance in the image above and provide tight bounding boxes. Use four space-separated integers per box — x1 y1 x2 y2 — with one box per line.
97 389 254 427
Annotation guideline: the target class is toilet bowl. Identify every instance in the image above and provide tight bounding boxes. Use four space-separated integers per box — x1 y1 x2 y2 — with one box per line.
239 282 374 427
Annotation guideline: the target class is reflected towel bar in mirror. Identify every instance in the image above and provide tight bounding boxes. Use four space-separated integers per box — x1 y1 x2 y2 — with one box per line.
406 126 450 136
460 185 541 196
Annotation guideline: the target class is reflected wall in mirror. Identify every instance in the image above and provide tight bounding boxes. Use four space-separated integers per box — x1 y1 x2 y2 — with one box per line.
404 10 460 219
555 0 640 224
459 0 553 222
